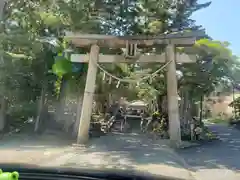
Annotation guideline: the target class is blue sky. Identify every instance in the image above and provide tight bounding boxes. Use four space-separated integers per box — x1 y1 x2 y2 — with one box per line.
191 0 239 56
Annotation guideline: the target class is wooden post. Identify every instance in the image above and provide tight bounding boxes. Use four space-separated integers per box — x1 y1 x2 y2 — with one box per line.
166 44 181 147
77 44 99 144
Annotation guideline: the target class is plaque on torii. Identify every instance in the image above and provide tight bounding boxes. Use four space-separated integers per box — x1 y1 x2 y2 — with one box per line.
65 30 205 147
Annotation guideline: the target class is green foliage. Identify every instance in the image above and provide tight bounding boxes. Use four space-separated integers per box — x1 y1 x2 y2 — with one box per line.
229 97 240 117
207 117 227 124
52 58 72 77
178 39 236 98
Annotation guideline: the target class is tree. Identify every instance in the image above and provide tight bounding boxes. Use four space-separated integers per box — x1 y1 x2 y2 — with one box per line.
0 0 62 131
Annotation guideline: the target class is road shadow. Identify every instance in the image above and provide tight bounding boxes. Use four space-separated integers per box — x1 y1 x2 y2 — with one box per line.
1 131 192 179
0 132 73 150
176 124 240 171
67 132 187 171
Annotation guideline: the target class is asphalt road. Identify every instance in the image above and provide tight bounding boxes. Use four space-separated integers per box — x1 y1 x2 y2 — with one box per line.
44 133 193 180
0 132 193 179
176 124 240 180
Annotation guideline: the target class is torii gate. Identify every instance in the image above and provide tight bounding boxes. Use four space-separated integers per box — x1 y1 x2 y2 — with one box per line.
65 31 204 147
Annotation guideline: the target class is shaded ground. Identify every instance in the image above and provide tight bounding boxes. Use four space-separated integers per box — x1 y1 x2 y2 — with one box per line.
176 124 240 179
0 132 192 180
1 124 240 180
45 133 192 179
0 133 73 164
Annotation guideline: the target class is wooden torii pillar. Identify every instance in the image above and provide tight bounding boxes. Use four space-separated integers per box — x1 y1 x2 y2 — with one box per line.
65 31 204 146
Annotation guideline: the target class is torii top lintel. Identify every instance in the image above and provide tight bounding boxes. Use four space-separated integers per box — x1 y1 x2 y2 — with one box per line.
64 30 205 48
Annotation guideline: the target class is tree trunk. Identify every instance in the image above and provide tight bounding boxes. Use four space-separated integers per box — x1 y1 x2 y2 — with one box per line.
95 94 105 114
34 86 46 133
156 94 162 112
179 90 192 139
156 93 167 114
0 96 7 132
199 95 203 123
179 90 184 125
0 1 6 20
183 91 191 129
0 1 7 132
180 91 185 124
73 95 83 138
191 101 198 117
56 77 68 124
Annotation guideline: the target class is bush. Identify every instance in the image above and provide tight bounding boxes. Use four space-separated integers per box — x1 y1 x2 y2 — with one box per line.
207 117 226 124
7 101 38 127
229 97 240 117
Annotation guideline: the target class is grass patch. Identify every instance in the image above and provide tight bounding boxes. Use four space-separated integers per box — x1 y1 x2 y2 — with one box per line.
206 117 227 124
